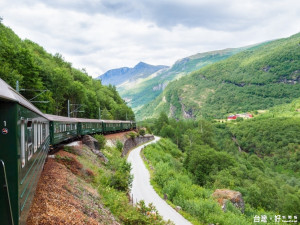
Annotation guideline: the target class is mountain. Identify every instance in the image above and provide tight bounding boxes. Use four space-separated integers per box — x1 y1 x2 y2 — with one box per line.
97 62 168 86
118 47 248 112
137 32 300 120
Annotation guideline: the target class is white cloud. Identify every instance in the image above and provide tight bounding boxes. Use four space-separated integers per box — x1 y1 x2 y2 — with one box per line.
0 0 299 77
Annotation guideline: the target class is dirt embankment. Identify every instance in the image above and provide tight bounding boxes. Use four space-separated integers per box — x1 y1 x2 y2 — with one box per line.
105 130 137 147
27 143 120 225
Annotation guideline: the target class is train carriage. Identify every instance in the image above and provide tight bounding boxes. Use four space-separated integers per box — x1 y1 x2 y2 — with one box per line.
78 118 103 135
0 79 49 225
45 114 78 146
119 120 132 131
102 120 122 133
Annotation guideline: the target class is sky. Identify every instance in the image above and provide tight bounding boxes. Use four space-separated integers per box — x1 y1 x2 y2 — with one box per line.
0 0 300 78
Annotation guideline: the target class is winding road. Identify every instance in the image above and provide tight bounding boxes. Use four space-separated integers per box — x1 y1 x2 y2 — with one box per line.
127 136 192 225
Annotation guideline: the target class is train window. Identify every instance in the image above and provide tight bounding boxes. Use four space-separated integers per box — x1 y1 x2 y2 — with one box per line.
42 123 46 141
39 123 42 145
34 121 38 152
27 121 33 161
37 122 39 147
21 120 26 168
27 120 32 127
39 122 42 147
45 123 48 137
55 124 59 133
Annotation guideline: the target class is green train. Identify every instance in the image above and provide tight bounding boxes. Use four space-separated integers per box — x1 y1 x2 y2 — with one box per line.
0 78 136 225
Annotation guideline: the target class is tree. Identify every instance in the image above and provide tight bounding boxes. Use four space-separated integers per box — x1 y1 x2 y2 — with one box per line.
154 112 169 133
184 144 236 185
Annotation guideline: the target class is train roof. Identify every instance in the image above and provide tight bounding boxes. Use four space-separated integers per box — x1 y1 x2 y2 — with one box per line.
101 120 132 123
44 114 79 122
45 114 134 124
76 118 103 123
45 115 104 123
0 78 46 117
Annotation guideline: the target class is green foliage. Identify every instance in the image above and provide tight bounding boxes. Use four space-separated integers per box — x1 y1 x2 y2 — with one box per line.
138 129 146 136
116 140 123 151
94 134 106 150
0 23 135 119
184 144 236 185
143 139 251 225
128 132 136 139
143 103 300 222
230 117 300 174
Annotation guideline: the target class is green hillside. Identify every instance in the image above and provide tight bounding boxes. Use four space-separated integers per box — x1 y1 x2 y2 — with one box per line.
139 98 300 224
118 47 248 112
0 22 134 120
137 33 300 120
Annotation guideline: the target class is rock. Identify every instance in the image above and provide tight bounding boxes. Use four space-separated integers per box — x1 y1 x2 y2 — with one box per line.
163 194 168 200
91 149 108 163
122 135 154 156
212 189 245 213
82 135 108 163
82 135 99 150
175 206 182 212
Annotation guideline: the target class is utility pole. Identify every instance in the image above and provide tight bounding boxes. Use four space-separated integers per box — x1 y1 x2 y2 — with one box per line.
16 81 19 93
99 106 101 119
68 100 70 117
19 83 49 103
69 102 84 117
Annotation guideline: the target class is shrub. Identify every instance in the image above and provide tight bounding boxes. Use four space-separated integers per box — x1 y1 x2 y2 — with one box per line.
128 132 136 139
139 129 146 136
116 140 123 151
94 134 106 149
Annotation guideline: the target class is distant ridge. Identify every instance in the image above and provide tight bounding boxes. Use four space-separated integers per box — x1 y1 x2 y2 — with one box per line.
137 32 300 120
118 47 247 112
97 62 169 86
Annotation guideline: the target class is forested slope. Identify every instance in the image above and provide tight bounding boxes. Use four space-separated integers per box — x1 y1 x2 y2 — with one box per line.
137 32 300 120
0 22 134 120
141 98 300 224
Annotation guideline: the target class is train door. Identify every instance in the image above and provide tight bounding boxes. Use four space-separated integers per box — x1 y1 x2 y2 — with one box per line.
21 120 26 168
